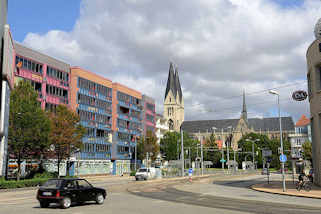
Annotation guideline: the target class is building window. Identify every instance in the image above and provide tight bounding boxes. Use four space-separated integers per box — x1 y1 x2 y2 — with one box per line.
117 146 129 154
118 132 130 141
118 119 129 129
168 119 174 130
308 73 312 97
16 55 43 74
45 103 57 112
146 114 154 123
146 103 155 112
96 144 110 152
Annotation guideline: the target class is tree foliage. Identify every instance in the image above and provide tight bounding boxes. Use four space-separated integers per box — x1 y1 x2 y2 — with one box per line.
160 131 198 161
48 105 85 176
137 130 160 161
8 81 51 180
238 132 290 169
302 141 312 161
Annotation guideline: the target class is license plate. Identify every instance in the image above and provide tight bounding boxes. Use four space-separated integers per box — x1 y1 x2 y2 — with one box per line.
42 192 52 196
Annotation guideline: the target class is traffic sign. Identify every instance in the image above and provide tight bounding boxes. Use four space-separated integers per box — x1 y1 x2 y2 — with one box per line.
292 90 308 101
279 154 287 163
220 159 226 163
262 149 272 157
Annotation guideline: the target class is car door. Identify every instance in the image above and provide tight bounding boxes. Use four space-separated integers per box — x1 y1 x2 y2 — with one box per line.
77 179 95 202
65 180 79 202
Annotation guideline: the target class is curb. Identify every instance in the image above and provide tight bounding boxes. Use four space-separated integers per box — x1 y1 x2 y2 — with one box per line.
250 184 321 199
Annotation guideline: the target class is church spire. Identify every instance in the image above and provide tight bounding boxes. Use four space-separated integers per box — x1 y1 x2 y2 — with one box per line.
165 62 176 101
241 90 247 122
174 66 183 103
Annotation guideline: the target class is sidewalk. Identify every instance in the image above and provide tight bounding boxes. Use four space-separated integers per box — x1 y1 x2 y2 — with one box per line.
252 181 321 199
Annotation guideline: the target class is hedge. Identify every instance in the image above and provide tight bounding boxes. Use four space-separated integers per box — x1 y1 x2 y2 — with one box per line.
0 178 48 189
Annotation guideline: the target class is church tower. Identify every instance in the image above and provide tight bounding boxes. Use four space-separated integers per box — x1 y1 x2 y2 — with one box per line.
164 62 184 132
232 90 250 150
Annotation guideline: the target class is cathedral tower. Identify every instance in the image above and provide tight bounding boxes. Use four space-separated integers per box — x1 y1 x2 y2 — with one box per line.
164 62 184 132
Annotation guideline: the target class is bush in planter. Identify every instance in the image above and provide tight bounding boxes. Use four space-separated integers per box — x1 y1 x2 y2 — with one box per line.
0 178 48 189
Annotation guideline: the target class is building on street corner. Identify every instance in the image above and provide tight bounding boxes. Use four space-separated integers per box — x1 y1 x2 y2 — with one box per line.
306 17 321 186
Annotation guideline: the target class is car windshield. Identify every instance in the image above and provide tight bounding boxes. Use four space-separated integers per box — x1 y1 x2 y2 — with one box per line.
138 168 147 172
41 179 63 189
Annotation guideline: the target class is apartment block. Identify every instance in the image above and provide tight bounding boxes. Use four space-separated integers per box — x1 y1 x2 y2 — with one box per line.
14 43 70 111
70 67 113 160
142 95 156 136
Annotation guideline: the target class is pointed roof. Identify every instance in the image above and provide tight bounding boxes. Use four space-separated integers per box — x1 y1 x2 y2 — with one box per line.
165 62 176 100
241 90 247 122
295 115 310 127
175 66 183 102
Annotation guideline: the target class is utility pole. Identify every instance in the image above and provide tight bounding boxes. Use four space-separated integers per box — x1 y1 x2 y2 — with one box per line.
181 127 184 177
252 141 255 170
134 136 137 170
201 130 205 176
227 135 230 171
221 128 224 170
234 150 236 172
269 90 286 192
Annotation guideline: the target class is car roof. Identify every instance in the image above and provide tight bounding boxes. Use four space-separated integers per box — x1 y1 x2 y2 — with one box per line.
48 178 84 181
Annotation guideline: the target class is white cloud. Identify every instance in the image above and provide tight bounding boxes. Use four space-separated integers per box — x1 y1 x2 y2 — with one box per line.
21 0 321 122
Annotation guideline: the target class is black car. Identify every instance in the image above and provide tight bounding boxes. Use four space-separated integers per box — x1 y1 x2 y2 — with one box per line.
37 178 106 209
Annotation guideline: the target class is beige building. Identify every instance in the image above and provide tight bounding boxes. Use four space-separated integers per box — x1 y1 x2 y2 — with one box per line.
163 62 184 132
306 18 321 186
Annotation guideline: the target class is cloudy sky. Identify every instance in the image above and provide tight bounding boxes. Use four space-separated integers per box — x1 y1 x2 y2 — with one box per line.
8 0 321 122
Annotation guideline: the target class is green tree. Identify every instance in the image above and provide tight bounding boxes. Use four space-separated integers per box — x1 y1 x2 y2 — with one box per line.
238 132 291 169
204 133 218 164
8 81 51 180
137 130 160 161
160 131 198 162
160 131 180 161
48 105 85 177
302 141 312 161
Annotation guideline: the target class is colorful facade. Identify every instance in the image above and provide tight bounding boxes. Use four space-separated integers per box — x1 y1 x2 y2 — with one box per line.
142 95 156 136
14 43 70 111
111 83 142 161
70 67 113 160
12 43 153 175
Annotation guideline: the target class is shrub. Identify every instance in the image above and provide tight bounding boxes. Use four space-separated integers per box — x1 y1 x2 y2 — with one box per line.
0 178 48 189
130 170 136 176
34 171 57 179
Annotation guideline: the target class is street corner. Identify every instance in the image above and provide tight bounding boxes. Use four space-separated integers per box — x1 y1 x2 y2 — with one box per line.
251 181 321 199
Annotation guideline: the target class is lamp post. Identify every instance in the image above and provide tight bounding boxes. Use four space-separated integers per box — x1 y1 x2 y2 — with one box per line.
245 138 260 170
269 89 286 192
134 136 137 170
220 128 224 170
226 126 232 171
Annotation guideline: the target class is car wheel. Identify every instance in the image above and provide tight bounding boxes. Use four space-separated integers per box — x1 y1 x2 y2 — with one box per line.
96 193 104 205
40 201 49 208
61 197 71 209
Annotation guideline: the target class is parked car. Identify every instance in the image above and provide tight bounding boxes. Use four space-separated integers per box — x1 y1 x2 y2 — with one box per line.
135 168 156 180
36 178 106 209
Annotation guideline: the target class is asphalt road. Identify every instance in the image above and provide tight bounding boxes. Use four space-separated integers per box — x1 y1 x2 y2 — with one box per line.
0 173 320 214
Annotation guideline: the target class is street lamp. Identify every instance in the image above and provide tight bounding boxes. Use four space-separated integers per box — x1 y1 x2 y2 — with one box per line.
245 138 260 170
226 126 232 171
269 89 286 192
